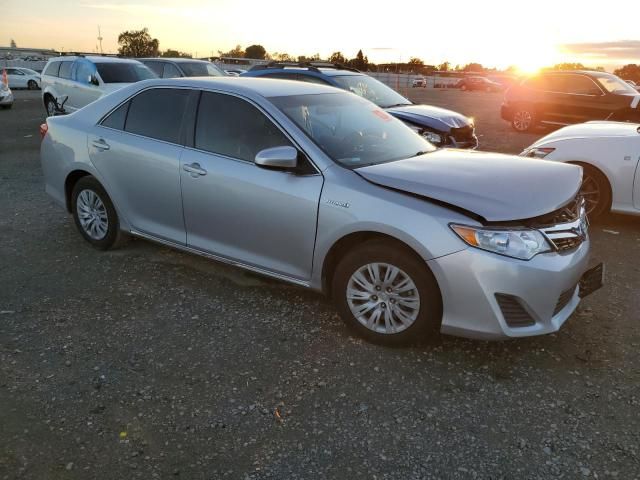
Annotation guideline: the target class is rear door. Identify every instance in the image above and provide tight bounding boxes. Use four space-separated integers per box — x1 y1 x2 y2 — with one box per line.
556 74 612 122
180 91 323 280
88 87 192 243
57 61 77 110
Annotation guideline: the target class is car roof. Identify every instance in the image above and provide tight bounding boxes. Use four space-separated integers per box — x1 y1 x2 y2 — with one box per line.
48 56 142 64
140 58 211 64
133 76 342 97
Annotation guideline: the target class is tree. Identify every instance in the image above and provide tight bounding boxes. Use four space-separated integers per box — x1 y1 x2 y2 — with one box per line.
272 52 293 62
218 45 244 58
462 62 484 73
298 53 321 63
614 64 640 82
10 39 16 48
551 62 585 71
329 51 346 64
117 28 159 57
161 49 192 58
244 44 266 60
438 61 450 72
349 49 368 70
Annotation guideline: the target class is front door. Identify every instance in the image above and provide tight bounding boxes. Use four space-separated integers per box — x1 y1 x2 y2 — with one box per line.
180 91 323 280
88 87 191 243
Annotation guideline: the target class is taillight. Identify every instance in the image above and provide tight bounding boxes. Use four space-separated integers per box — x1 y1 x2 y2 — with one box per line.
39 122 48 139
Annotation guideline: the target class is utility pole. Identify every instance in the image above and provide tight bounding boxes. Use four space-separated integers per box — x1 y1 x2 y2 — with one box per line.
97 26 103 55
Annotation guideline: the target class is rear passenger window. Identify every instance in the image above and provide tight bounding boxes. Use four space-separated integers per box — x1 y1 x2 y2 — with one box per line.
59 62 73 79
563 75 602 95
43 61 61 77
195 92 292 162
124 88 189 144
144 62 164 77
101 102 130 130
163 63 182 78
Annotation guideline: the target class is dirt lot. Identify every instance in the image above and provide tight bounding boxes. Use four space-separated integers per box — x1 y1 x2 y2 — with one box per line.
1 89 639 480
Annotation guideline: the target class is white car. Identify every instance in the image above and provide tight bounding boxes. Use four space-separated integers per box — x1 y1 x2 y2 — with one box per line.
0 82 13 109
4 67 41 89
522 121 640 217
41 56 155 116
412 78 427 88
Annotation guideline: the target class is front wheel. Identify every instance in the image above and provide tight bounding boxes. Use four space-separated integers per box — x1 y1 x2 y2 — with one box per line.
71 176 127 250
579 165 611 219
45 96 56 117
28 80 38 90
460 84 467 91
332 240 442 346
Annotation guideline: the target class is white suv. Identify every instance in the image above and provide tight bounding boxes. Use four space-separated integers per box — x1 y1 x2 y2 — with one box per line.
41 56 155 116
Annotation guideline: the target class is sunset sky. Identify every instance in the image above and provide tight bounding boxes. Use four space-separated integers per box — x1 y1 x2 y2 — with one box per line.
2 0 639 72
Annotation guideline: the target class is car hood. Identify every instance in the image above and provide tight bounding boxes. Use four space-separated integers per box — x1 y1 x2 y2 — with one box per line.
355 149 582 222
385 104 471 131
528 121 640 148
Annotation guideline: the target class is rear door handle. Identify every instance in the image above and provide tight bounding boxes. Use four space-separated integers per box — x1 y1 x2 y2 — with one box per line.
91 138 110 151
183 162 207 176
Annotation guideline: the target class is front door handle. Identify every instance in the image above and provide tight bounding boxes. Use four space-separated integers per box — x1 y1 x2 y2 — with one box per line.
91 138 110 151
183 162 207 176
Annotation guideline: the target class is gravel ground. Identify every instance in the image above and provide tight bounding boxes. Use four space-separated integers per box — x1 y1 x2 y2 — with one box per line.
1 89 639 480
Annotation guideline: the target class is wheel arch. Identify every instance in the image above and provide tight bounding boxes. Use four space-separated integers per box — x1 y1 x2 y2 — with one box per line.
64 169 93 212
320 231 439 298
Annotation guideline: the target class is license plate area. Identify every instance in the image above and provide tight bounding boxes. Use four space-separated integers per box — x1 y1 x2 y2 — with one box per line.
579 262 604 298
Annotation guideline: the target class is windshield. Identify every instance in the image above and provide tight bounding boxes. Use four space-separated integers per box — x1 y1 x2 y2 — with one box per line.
595 73 638 94
95 62 156 83
332 75 411 109
21 68 39 75
270 92 435 168
179 62 224 77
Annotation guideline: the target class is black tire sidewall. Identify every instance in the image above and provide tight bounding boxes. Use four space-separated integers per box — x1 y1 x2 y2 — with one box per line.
331 241 442 346
71 177 120 250
28 80 37 90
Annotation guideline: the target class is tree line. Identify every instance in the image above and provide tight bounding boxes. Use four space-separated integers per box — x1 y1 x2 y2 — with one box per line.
115 28 640 82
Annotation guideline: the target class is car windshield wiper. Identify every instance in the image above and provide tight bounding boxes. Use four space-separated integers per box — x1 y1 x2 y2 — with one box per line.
381 102 413 109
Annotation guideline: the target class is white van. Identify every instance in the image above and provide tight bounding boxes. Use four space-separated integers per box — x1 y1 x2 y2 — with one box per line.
40 56 155 116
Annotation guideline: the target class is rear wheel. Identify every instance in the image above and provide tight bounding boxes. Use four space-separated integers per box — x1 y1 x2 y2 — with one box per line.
578 165 611 218
460 84 467 91
27 80 38 90
332 240 441 346
511 108 536 132
71 176 127 250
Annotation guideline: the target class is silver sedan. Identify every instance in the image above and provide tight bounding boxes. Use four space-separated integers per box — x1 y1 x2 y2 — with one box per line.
40 77 603 345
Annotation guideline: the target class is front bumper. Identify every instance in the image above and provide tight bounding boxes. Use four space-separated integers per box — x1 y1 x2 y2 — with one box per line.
428 239 595 340
0 92 14 105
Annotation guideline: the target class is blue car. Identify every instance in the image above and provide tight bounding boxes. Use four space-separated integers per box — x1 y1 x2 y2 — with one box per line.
242 62 478 149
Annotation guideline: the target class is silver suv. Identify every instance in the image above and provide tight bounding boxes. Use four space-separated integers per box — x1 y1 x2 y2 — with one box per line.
41 55 155 116
39 77 603 345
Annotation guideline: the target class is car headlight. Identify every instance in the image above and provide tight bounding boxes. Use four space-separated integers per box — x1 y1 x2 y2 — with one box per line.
408 125 443 145
521 147 555 158
450 224 552 260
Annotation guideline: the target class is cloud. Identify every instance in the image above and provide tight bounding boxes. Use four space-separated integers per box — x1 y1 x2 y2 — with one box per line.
560 40 640 61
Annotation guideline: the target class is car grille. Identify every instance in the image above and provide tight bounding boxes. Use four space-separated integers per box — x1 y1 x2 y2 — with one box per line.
533 198 588 253
553 284 577 316
450 125 475 142
495 294 535 327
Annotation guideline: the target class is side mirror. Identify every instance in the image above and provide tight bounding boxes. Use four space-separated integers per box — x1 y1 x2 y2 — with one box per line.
254 146 298 170
89 74 99 86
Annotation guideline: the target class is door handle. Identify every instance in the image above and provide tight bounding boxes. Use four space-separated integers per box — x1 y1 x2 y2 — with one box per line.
183 162 207 176
91 138 110 151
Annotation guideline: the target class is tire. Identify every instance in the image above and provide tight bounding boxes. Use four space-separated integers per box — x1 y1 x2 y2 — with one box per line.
511 107 536 132
460 84 467 91
45 96 56 117
71 176 127 250
28 80 38 90
1 104 12 110
578 164 611 219
331 240 442 346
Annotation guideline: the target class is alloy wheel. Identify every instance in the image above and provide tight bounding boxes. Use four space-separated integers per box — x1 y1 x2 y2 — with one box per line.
346 262 421 334
513 110 532 131
46 99 56 117
580 174 601 216
76 189 109 240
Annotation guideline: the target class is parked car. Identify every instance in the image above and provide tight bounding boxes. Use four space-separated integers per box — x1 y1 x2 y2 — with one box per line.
139 58 225 78
455 76 502 92
0 81 13 109
412 77 427 88
41 55 156 116
521 121 640 218
225 68 247 76
5 67 41 89
502 70 640 132
40 77 603 345
242 62 478 149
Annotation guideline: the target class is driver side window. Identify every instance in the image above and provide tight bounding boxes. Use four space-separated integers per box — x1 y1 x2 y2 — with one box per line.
195 92 293 162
